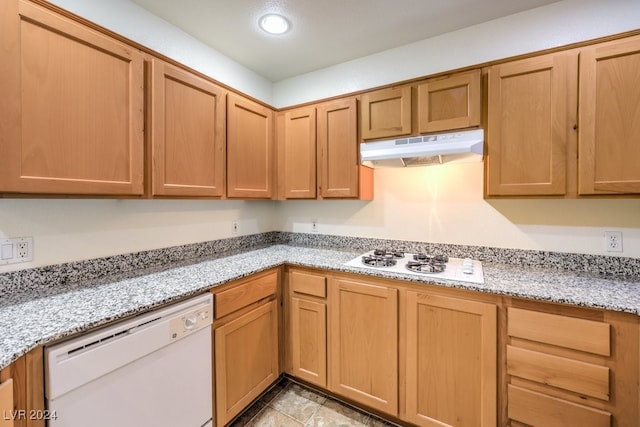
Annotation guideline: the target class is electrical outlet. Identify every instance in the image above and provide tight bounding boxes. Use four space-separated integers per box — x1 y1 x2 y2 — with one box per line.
604 231 623 252
0 237 33 265
232 221 239 235
311 219 318 233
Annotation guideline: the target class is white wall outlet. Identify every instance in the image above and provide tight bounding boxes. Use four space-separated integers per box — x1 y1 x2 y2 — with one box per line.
0 237 33 265
232 221 239 235
311 218 318 233
604 231 623 252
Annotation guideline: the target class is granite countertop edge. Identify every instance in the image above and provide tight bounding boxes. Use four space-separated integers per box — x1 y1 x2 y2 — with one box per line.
2 244 639 370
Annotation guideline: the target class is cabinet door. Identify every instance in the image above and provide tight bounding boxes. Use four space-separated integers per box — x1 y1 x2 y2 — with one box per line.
418 69 481 133
329 278 398 415
486 52 576 196
0 0 144 195
151 60 225 197
214 300 279 427
279 107 317 199
0 348 44 427
290 297 327 387
578 35 640 195
227 94 274 198
360 86 412 140
405 292 496 427
0 379 13 427
317 98 360 198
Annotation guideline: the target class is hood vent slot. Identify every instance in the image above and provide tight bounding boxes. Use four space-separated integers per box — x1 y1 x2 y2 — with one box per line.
360 128 484 168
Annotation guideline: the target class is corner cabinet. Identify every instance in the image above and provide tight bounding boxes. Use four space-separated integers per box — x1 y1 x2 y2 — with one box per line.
150 59 226 197
578 35 640 195
226 94 275 199
277 107 317 199
317 98 372 199
404 291 497 427
277 98 373 200
212 269 280 427
0 0 144 196
329 277 399 415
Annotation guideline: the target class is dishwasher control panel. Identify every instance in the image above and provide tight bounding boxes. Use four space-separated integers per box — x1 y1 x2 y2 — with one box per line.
169 304 212 340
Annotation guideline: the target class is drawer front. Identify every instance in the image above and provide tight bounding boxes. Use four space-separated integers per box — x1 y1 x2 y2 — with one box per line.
508 385 611 427
508 307 610 356
507 345 610 400
215 271 277 319
290 270 326 298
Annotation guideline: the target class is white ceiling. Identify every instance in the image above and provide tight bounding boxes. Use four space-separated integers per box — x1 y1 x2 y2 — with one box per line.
131 0 560 82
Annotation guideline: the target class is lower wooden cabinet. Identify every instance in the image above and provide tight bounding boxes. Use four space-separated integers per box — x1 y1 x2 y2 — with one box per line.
212 270 280 427
0 348 45 427
0 379 14 427
328 277 399 415
288 270 328 387
506 303 639 426
405 291 497 426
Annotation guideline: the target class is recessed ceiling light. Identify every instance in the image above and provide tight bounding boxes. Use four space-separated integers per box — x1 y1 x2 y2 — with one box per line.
259 13 290 35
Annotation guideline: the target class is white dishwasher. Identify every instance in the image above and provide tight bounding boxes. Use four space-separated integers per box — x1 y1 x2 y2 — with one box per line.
45 293 213 427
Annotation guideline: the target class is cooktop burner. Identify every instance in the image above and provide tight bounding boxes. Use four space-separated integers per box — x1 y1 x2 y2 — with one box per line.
373 249 405 258
362 255 397 267
345 250 484 284
406 260 446 273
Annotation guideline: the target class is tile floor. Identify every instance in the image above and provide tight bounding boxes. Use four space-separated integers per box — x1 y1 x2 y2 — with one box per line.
229 378 400 427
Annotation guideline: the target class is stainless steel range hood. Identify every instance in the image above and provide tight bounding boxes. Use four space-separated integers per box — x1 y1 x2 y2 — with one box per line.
360 128 484 167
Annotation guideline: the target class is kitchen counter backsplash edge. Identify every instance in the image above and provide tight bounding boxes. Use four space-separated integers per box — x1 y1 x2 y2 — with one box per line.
280 232 640 278
0 232 281 297
1 231 639 296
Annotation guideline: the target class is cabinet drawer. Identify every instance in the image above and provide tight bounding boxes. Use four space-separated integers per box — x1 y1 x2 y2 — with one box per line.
215 271 277 319
507 345 610 400
508 307 610 356
508 385 610 427
290 271 326 298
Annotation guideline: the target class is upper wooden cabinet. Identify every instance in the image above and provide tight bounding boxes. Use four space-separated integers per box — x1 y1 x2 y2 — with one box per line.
360 71 482 142
277 107 317 199
418 69 481 133
360 86 412 140
318 98 373 199
226 94 275 199
486 34 640 198
0 0 144 196
485 52 576 197
278 98 373 200
578 35 640 195
150 59 226 197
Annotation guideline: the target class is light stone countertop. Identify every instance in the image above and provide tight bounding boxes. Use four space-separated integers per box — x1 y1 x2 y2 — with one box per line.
2 244 639 370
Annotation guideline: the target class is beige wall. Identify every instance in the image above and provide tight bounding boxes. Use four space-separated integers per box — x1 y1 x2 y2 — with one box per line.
0 200 275 272
275 163 640 257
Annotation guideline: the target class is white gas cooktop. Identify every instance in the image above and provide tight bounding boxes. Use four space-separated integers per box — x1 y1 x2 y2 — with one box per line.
344 250 485 284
